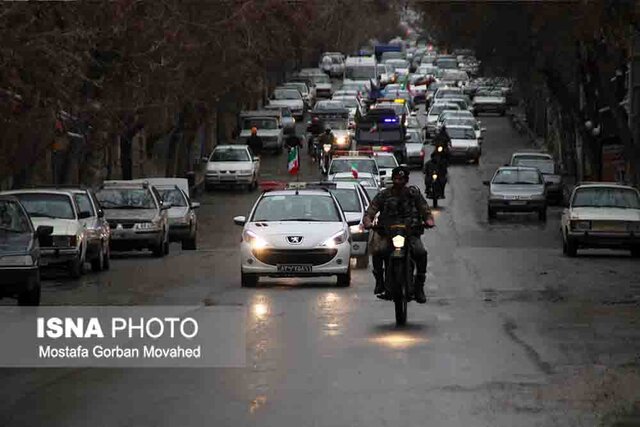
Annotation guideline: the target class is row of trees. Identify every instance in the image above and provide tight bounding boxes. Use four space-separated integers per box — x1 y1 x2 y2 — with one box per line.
416 0 640 183
0 0 402 186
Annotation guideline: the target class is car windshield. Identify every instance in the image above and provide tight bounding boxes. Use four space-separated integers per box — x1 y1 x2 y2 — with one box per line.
406 130 421 142
284 83 308 95
345 66 376 80
15 193 75 220
96 189 157 209
381 52 404 61
442 71 468 81
572 187 640 209
330 189 360 212
252 195 341 222
315 101 344 110
325 120 348 130
0 200 31 233
446 128 476 139
374 155 398 168
492 169 542 185
242 118 278 130
429 105 455 115
159 189 188 207
387 60 409 70
436 90 462 98
375 104 404 115
273 89 301 100
477 90 503 97
435 58 458 69
311 74 331 84
445 118 477 128
512 157 555 174
335 98 358 108
211 148 250 162
330 159 378 175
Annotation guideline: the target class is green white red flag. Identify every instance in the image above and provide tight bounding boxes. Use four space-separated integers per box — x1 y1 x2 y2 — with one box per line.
287 146 299 175
351 163 358 178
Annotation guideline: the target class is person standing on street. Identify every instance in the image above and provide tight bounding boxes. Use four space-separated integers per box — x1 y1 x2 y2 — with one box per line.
247 127 263 156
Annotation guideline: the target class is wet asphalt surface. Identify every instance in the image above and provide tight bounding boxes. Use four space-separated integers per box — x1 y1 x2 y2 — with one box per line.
1 109 640 426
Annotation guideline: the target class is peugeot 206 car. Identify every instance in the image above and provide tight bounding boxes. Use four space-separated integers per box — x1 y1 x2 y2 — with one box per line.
233 187 360 287
485 166 547 221
561 183 640 257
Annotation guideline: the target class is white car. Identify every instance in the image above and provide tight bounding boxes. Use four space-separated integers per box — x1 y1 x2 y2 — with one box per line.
2 189 88 278
238 111 284 151
327 155 381 186
205 145 260 191
233 189 358 287
425 103 460 138
264 105 296 131
269 88 305 119
561 183 640 257
446 125 481 164
373 152 399 186
473 89 507 115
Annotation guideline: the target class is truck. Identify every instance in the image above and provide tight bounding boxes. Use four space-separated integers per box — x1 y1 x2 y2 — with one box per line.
237 110 284 152
354 108 406 164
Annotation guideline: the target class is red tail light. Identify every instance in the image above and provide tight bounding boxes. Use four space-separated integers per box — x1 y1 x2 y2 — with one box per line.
420 151 425 157
381 146 393 152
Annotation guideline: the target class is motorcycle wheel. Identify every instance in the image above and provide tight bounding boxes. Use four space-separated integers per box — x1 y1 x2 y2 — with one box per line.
390 259 408 326
432 197 438 208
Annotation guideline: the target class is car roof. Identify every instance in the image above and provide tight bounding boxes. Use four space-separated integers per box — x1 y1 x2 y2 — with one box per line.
2 189 75 196
511 152 553 159
262 189 333 197
215 145 248 150
496 166 541 172
574 182 638 191
446 124 474 130
133 178 189 194
373 152 395 157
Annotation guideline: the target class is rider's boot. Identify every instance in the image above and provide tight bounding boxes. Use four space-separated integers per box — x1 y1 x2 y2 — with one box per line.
373 270 385 295
413 274 427 304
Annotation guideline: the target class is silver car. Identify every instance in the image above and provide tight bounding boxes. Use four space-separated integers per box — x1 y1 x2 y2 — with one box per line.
510 152 563 204
70 188 111 272
156 183 199 250
485 167 547 221
96 181 171 257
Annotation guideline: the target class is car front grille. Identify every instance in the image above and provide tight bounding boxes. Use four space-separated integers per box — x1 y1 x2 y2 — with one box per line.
252 249 338 266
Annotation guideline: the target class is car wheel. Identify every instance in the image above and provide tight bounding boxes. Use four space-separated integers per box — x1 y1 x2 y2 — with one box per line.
538 208 547 222
91 242 105 272
152 238 165 258
182 234 197 250
17 272 41 306
563 233 578 257
354 256 369 269
631 246 640 258
251 176 258 190
69 251 84 279
336 268 351 287
488 206 497 220
241 272 258 288
163 236 170 255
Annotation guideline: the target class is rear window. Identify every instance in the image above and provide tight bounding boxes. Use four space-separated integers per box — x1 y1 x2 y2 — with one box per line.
15 193 75 220
572 187 640 209
330 189 361 212
330 159 379 175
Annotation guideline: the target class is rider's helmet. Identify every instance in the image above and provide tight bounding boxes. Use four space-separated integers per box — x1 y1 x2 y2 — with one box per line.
324 126 332 134
251 127 258 135
391 165 410 182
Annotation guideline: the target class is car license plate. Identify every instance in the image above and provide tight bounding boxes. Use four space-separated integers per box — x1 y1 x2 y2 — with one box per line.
277 264 312 273
509 200 527 206
594 222 624 232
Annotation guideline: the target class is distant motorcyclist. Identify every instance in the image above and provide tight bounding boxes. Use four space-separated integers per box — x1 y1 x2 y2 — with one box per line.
363 166 435 304
433 125 451 166
247 127 263 156
307 116 324 158
285 128 302 151
424 150 448 197
318 126 335 148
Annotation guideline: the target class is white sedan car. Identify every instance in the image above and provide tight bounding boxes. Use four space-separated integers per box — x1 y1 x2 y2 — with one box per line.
233 189 358 287
561 183 640 257
205 145 260 191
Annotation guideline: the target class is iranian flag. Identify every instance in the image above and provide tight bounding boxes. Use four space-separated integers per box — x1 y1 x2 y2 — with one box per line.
369 123 378 133
287 146 299 175
351 163 358 178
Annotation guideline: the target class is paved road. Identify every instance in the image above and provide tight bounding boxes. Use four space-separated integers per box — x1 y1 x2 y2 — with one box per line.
2 112 640 426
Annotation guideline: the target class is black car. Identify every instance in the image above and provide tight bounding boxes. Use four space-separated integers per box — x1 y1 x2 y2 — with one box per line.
0 196 52 306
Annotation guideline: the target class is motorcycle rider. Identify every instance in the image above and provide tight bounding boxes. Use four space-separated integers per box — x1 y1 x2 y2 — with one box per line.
363 166 435 304
433 124 451 165
307 116 325 159
284 128 302 151
318 126 335 171
247 127 263 156
424 150 448 198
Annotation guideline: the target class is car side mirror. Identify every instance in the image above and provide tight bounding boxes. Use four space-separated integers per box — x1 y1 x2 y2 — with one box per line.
252 156 259 162
233 215 246 226
78 211 92 219
190 202 201 209
97 209 105 218
161 202 172 210
36 225 53 237
482 180 490 186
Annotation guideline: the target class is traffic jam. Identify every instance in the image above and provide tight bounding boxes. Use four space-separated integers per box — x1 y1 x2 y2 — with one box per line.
3 1 640 424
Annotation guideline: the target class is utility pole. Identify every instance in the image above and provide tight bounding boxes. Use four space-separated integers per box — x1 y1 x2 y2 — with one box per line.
630 26 640 185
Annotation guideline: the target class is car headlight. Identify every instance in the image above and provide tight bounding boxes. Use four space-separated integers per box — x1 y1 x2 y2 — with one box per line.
392 235 405 249
238 169 253 174
323 144 332 152
0 255 33 266
349 224 364 234
336 136 347 145
243 230 269 249
570 220 591 231
321 230 348 248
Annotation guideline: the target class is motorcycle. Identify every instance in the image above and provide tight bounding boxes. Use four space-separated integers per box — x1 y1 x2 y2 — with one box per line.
320 143 332 174
424 170 445 208
371 223 422 326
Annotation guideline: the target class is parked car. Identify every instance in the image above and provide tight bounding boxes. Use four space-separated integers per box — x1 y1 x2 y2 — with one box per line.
237 110 284 152
473 89 507 115
96 181 170 257
445 125 481 164
69 187 111 272
0 196 51 305
510 152 563 204
205 145 260 191
373 152 399 187
2 189 89 278
561 183 640 257
485 166 547 221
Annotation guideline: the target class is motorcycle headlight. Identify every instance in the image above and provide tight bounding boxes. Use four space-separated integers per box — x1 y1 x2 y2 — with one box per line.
392 235 405 249
323 144 332 152
0 255 33 266
570 220 591 231
243 230 269 249
432 173 438 180
336 136 347 145
321 230 348 248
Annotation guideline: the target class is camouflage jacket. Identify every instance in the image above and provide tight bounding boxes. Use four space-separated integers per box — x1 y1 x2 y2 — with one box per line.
365 185 432 232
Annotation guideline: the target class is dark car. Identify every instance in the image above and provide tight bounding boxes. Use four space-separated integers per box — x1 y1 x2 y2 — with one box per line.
0 196 52 305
